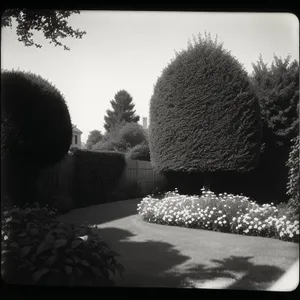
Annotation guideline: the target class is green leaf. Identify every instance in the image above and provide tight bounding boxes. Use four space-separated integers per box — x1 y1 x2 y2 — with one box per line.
73 256 80 264
20 246 32 257
54 239 67 249
33 268 49 283
75 267 83 277
91 266 103 277
78 235 88 241
17 232 27 237
36 241 52 256
115 263 125 278
17 261 31 270
65 258 73 264
65 265 72 275
47 255 57 266
79 227 87 236
45 233 55 244
10 242 19 248
81 260 89 267
29 228 39 237
105 249 120 257
30 253 36 263
71 239 82 249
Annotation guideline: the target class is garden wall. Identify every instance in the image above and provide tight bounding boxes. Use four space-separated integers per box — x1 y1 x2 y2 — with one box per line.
118 159 167 196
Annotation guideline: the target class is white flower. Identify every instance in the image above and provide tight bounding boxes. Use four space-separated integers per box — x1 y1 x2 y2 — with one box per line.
214 220 217 223
249 226 252 229
258 226 262 230
232 217 236 221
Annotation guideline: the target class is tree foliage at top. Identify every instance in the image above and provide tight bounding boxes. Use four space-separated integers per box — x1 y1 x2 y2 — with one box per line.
251 54 299 147
118 122 148 148
149 32 262 174
86 130 103 150
104 90 140 132
1 9 86 50
93 122 148 153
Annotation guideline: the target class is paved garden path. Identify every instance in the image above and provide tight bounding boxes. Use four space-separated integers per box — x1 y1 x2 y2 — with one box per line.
59 199 299 290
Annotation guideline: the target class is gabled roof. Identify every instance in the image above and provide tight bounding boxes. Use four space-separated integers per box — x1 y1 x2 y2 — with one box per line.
72 125 83 134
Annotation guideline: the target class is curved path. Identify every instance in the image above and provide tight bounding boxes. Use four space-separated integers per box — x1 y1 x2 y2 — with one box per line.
59 198 299 290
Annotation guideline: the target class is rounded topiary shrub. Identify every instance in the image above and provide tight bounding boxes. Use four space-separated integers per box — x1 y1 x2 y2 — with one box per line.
126 143 150 161
149 33 262 176
1 70 72 205
1 70 72 168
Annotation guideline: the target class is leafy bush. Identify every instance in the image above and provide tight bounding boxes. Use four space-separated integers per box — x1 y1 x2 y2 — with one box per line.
126 143 150 161
73 150 126 208
118 123 148 148
149 32 262 175
137 189 299 243
92 140 126 152
287 135 300 215
1 70 72 206
1 204 124 286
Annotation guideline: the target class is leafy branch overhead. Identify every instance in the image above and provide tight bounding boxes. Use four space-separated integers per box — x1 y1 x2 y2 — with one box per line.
2 9 86 50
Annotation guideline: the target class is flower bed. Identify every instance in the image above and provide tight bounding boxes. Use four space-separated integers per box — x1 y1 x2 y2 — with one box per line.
137 189 299 243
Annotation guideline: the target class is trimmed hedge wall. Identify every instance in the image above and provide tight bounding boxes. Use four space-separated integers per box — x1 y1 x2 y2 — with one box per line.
73 150 126 208
149 33 262 174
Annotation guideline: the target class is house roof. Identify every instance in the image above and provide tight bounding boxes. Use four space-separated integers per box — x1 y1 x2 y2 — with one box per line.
72 125 83 134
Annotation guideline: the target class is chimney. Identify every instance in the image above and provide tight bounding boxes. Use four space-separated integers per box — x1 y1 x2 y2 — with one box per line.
142 117 148 129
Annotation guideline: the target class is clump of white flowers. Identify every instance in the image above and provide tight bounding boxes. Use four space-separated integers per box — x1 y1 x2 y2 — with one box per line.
137 187 299 243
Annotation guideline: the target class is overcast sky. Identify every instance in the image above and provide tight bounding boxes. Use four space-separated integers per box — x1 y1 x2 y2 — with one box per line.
1 11 299 143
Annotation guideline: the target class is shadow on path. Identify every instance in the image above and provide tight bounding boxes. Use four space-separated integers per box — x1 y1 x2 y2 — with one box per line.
59 198 141 225
93 226 285 290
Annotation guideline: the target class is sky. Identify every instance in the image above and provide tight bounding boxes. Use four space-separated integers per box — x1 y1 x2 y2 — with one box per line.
1 11 299 143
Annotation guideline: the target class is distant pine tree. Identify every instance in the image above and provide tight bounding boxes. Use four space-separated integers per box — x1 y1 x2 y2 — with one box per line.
104 90 140 132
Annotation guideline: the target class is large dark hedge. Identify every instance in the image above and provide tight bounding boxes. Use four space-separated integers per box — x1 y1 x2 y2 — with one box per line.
1 70 72 168
1 70 72 206
149 33 262 174
73 150 126 208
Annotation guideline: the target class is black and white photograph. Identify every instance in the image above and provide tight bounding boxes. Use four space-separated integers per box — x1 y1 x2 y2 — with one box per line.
1 10 299 291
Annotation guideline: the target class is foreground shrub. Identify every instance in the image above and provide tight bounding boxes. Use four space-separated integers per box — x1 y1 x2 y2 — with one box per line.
137 189 299 243
73 150 126 208
149 32 262 177
287 135 300 215
1 204 124 286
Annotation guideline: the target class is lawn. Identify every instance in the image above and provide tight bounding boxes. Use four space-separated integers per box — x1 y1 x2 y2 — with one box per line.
58 198 299 290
